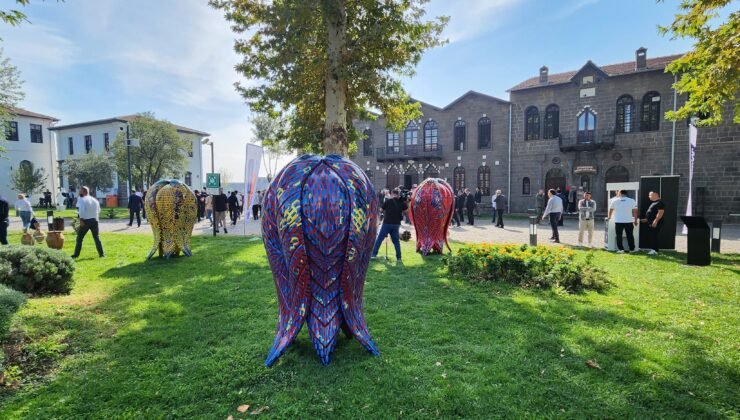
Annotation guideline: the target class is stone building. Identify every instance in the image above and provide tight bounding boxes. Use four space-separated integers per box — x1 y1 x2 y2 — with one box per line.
352 48 740 219
352 91 512 201
508 48 739 218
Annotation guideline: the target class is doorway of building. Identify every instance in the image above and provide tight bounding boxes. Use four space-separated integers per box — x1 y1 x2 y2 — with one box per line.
580 175 591 192
545 168 566 193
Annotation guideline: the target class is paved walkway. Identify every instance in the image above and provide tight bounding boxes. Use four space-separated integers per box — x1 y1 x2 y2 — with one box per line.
7 214 740 253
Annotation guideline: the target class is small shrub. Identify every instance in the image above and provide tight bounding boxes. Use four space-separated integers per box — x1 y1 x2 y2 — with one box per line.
0 246 75 295
104 207 117 219
0 284 27 339
443 243 610 293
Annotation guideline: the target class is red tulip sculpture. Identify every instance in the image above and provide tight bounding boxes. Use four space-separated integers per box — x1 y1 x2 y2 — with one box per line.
408 178 454 255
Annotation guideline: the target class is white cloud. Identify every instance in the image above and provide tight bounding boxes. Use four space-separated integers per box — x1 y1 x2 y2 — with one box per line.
428 0 524 44
549 0 600 21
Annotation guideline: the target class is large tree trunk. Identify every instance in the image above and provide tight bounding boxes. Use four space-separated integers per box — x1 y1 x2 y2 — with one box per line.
322 0 348 156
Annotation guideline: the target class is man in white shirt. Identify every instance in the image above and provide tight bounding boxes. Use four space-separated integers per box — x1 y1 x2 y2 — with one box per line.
607 189 638 253
72 186 105 258
542 189 563 243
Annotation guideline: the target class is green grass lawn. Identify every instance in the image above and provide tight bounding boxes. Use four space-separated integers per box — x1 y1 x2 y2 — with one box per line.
0 233 738 418
29 207 131 220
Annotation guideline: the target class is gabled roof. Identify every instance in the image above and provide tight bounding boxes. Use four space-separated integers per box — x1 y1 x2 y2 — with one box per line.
8 106 59 122
49 115 210 136
367 90 510 120
509 53 684 92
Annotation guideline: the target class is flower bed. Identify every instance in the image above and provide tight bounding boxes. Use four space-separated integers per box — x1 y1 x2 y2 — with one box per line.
442 243 610 293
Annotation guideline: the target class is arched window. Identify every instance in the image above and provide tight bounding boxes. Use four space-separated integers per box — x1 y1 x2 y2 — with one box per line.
19 160 33 175
363 128 373 156
522 177 531 195
477 117 491 149
386 166 400 189
616 95 634 133
577 107 596 143
423 120 439 151
404 121 419 146
184 171 192 187
454 120 466 151
525 106 540 140
386 131 400 154
453 166 465 192
640 91 660 131
477 166 490 195
543 105 559 139
365 169 374 181
423 164 439 179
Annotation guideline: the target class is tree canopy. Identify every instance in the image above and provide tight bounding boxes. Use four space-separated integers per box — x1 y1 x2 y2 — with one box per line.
250 113 289 181
0 0 30 27
63 152 114 197
211 0 447 155
660 0 739 125
110 113 191 189
0 47 25 157
10 160 46 195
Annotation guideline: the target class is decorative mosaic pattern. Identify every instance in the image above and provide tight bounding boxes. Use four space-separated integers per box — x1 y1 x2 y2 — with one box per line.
146 179 197 259
262 155 379 366
409 178 454 255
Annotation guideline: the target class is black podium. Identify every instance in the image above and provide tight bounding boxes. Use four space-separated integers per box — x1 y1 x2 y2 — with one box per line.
680 216 711 266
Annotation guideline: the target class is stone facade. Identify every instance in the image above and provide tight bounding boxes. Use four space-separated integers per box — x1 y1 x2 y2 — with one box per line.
352 50 740 220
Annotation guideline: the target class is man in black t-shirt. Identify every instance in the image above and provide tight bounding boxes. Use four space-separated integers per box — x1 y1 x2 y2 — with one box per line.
371 188 407 261
213 188 229 233
641 190 665 255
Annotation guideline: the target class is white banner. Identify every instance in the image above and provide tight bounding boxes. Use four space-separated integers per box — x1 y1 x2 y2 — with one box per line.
682 124 697 234
244 144 263 227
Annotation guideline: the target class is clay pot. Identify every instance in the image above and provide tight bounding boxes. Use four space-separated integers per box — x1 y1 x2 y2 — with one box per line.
21 233 34 246
46 231 65 250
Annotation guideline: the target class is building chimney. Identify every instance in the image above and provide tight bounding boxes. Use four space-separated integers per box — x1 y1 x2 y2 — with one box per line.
539 66 548 83
636 47 647 70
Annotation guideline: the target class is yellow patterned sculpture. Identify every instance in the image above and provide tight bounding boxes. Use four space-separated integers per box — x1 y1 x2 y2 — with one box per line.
145 179 197 259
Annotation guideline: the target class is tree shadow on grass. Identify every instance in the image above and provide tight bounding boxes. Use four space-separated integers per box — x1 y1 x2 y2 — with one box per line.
2 238 738 417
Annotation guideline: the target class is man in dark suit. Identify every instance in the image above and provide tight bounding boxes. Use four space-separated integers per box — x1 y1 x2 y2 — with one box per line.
0 194 9 245
454 190 465 226
127 190 143 227
465 188 476 225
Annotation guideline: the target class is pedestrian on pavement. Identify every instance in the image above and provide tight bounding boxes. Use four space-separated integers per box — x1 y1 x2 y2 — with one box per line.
454 190 465 225
228 191 240 225
205 193 213 225
371 188 407 261
252 190 260 220
127 189 143 227
607 189 638 253
493 189 507 228
490 192 497 224
195 191 202 222
0 194 9 245
577 191 596 247
535 189 545 224
465 188 476 225
14 194 34 232
213 188 228 233
640 191 665 255
141 190 147 220
542 189 563 243
72 186 105 258
556 188 566 226
474 187 482 216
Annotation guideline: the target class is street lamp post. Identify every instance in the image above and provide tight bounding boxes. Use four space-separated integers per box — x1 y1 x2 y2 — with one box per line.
202 138 214 173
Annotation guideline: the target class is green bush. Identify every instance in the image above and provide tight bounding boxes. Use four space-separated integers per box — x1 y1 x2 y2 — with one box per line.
442 243 610 293
0 246 75 295
0 284 26 338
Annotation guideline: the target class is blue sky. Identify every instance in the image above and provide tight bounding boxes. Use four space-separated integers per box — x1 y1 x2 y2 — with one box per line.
1 0 698 180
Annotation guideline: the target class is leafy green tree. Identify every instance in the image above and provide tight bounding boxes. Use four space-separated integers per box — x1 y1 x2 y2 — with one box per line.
1 0 30 27
9 160 46 195
63 152 114 197
0 47 25 157
210 0 447 155
660 0 739 125
250 113 289 181
110 113 190 189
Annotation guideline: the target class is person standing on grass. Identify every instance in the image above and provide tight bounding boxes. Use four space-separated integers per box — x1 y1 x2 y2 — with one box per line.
370 188 407 261
542 189 563 243
72 186 104 258
127 190 143 228
493 189 507 228
577 191 596 247
641 191 665 255
535 189 545 224
464 188 476 225
213 188 228 233
607 190 638 254
14 194 34 232
0 194 9 245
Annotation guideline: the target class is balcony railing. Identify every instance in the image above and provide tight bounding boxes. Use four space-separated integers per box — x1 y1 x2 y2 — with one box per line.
375 144 444 161
558 130 615 152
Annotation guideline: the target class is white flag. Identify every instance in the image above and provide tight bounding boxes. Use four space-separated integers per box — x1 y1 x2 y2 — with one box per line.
682 124 697 234
244 144 263 225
